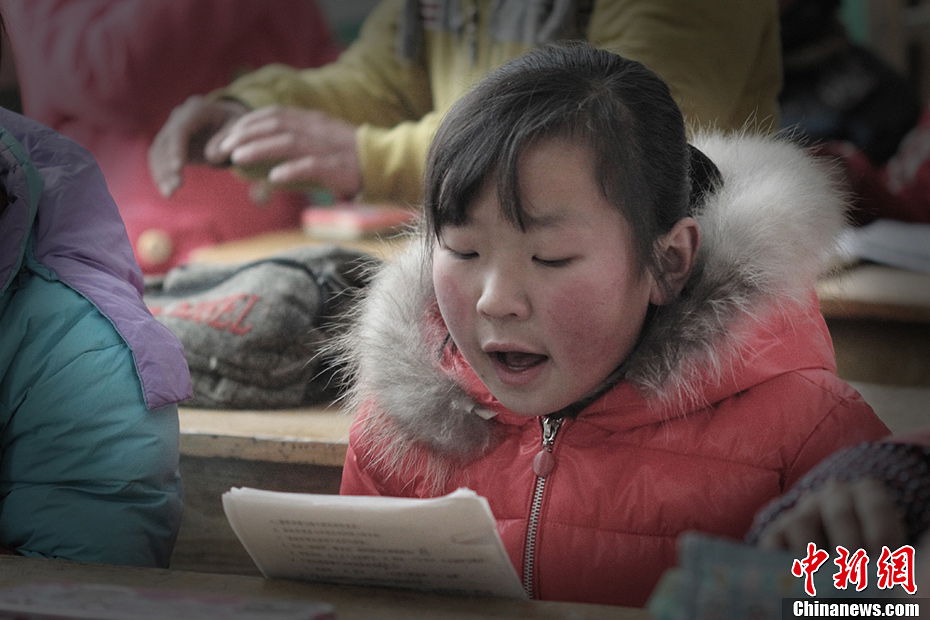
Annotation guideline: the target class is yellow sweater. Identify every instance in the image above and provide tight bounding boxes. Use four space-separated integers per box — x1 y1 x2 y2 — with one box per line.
221 0 782 206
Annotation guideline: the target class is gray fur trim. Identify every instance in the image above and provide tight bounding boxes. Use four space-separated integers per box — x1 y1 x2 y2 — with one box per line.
332 236 494 487
625 132 849 405
336 133 850 473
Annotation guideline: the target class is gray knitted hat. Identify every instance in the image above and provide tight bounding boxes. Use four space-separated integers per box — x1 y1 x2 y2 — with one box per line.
144 246 378 409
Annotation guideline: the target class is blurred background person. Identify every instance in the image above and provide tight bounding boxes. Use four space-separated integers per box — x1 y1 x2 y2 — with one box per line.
1 1 340 273
777 0 930 224
149 0 783 219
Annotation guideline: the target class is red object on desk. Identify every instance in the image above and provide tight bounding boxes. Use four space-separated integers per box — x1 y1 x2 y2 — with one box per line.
302 204 415 240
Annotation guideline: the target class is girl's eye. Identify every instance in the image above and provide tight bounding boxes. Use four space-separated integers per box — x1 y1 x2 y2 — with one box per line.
447 247 478 260
533 256 574 268
437 237 478 260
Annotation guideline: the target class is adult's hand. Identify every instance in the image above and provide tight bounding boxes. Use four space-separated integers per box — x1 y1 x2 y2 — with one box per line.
148 95 248 197
205 105 362 200
755 478 906 556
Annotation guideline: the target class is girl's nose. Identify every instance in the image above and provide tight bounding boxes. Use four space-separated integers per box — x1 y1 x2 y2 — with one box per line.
476 269 530 320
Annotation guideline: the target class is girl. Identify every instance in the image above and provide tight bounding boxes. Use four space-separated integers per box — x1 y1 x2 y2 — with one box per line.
338 42 889 607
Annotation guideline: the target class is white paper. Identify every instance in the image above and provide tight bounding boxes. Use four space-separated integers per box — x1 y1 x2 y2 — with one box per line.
222 487 526 599
837 219 930 274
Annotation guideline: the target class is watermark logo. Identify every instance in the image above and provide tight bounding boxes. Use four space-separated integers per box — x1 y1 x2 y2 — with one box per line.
876 546 917 594
833 546 869 592
792 543 830 597
791 543 917 596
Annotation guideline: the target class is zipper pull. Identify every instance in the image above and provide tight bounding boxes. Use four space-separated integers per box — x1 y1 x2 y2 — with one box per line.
532 416 563 477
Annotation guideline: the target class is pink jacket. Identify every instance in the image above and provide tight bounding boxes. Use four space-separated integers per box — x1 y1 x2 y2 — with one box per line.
3 1 341 273
338 133 890 607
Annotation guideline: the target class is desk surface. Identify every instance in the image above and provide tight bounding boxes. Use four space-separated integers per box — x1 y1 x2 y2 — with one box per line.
188 229 405 264
0 556 645 620
180 405 349 467
816 263 930 322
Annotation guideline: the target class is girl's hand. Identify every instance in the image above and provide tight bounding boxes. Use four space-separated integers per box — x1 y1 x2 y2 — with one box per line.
756 477 907 556
205 106 362 200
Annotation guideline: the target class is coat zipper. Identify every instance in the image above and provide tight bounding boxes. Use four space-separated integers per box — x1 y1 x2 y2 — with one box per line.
521 414 564 598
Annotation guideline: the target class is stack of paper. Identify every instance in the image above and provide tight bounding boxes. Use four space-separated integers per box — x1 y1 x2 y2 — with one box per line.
222 487 526 599
836 219 930 275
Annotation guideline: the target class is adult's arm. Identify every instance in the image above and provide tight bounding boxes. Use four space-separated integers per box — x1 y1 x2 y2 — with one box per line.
219 0 433 205
220 0 782 205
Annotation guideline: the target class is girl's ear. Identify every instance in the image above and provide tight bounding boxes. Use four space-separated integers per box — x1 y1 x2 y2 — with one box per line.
649 217 700 305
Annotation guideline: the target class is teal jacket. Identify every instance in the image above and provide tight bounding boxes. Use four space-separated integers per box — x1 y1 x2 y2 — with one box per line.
0 109 191 566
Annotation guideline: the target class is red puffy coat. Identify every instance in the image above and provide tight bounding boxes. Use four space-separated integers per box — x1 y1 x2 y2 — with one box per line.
339 134 890 607
2 1 340 273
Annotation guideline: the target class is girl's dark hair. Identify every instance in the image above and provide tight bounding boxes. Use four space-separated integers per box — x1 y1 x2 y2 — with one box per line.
423 41 721 276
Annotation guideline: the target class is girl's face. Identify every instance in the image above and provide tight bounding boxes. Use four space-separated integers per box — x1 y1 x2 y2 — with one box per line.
432 138 659 416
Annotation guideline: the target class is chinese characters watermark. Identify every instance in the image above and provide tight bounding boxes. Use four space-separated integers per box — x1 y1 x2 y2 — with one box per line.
791 543 917 596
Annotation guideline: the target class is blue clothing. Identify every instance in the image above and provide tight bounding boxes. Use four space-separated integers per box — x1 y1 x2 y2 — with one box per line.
0 109 191 566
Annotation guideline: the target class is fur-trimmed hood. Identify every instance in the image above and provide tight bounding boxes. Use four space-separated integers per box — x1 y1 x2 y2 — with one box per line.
339 133 848 466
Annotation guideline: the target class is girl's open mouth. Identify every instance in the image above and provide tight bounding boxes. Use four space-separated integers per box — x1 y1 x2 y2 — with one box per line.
493 351 548 371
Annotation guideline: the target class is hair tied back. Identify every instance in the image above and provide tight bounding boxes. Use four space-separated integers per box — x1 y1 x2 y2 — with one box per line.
687 144 722 212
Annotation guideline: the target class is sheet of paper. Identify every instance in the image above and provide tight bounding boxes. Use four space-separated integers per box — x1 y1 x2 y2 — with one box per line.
837 219 930 274
222 487 526 599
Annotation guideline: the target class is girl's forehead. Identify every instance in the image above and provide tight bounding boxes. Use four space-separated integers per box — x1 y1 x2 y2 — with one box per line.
449 181 624 235
435 136 622 233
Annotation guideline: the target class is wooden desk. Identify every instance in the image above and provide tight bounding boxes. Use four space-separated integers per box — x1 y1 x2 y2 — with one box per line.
850 381 930 434
817 263 930 322
180 405 349 468
0 556 644 620
187 229 405 264
817 263 930 386
174 406 351 575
